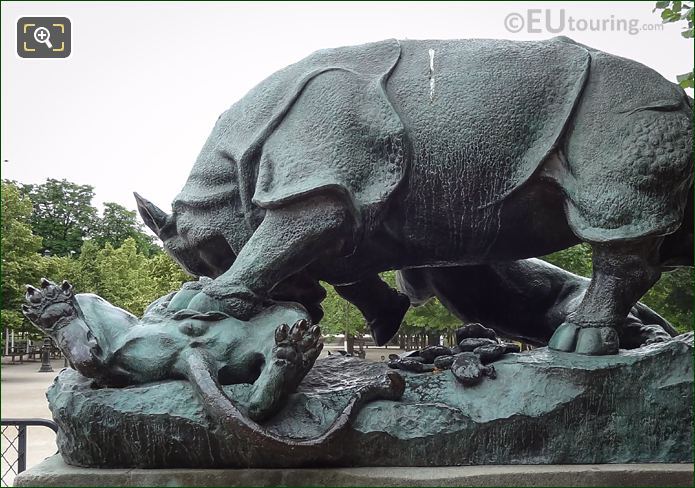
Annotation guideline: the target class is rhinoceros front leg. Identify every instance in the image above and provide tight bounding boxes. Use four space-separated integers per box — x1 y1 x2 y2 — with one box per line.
335 275 410 346
188 194 352 319
548 239 662 355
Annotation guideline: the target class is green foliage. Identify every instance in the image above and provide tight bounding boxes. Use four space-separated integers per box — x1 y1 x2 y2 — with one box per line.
543 243 593 278
92 202 158 256
2 181 47 335
147 251 194 299
70 240 103 292
20 179 98 256
95 240 161 315
319 282 366 338
44 239 190 317
2 179 189 335
642 268 694 333
654 1 694 88
19 179 159 258
318 271 461 343
402 297 459 333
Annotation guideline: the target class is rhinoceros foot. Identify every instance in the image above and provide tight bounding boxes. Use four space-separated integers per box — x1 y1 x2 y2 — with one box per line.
368 291 410 346
549 323 619 355
186 285 264 320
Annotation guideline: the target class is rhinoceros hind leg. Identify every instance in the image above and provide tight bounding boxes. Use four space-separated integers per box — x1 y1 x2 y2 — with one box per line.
548 238 662 355
335 275 411 346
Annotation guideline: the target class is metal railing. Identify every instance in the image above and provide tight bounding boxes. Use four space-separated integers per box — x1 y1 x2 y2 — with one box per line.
1 418 58 487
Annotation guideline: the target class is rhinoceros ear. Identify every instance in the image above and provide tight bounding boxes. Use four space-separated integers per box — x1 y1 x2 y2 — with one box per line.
134 192 169 238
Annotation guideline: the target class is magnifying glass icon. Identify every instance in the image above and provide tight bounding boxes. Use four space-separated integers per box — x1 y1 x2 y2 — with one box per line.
33 27 53 49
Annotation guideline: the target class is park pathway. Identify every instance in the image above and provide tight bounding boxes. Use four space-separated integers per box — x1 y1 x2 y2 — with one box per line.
1 360 64 487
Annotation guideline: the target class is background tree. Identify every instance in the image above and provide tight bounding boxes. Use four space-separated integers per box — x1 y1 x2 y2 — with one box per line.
95 239 159 315
654 1 694 88
543 244 593 279
147 251 193 300
3 178 190 345
1 181 46 336
92 202 158 256
71 240 103 293
402 297 460 346
319 283 366 353
43 238 191 317
20 179 97 256
642 269 693 333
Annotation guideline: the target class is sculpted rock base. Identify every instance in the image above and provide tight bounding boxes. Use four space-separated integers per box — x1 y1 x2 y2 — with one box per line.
49 333 693 468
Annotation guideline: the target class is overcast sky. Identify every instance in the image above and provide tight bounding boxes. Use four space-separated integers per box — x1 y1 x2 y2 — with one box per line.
2 1 693 215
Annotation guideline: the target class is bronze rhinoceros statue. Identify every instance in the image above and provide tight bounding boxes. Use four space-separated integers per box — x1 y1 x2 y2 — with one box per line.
134 37 693 355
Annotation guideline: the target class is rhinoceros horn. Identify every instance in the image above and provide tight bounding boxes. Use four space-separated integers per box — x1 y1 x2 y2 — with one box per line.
133 192 169 238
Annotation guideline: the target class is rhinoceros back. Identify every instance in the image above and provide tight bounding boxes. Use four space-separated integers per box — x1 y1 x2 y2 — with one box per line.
176 39 406 236
388 38 590 256
176 37 690 253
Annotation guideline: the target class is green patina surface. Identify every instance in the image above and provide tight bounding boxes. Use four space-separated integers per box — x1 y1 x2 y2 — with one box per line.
49 333 693 467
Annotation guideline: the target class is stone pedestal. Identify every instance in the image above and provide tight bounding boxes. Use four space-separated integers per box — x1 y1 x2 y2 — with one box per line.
46 333 693 468
14 455 695 487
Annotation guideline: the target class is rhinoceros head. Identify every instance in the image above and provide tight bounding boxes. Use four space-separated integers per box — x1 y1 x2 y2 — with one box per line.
134 192 236 279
